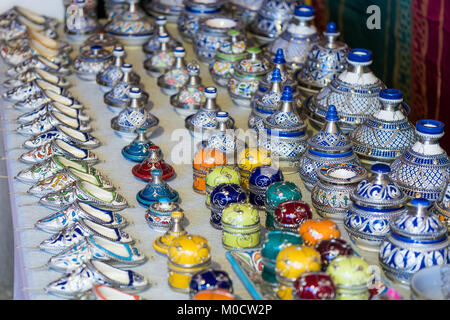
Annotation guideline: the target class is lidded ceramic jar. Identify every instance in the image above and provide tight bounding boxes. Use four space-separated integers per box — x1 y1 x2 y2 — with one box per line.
170 60 205 118
311 163 368 221
225 0 264 26
248 165 284 208
305 48 387 133
132 145 175 182
209 183 247 229
146 0 184 23
275 244 321 300
210 29 248 87
189 269 233 299
145 196 183 232
344 164 409 251
221 202 261 250
153 211 187 255
297 22 349 103
65 0 99 42
431 179 450 231
299 105 361 191
205 165 241 208
157 47 189 95
205 112 238 161
104 0 128 21
194 15 242 63
388 120 450 202
80 32 121 53
237 147 271 190
143 33 175 77
299 219 341 246
105 0 156 46
261 230 303 285
192 148 227 194
293 272 336 300
73 45 114 81
177 0 225 42
274 200 312 232
350 89 416 167
143 15 181 56
227 47 269 108
327 255 371 300
314 238 353 271
259 86 308 173
266 5 320 73
167 234 211 293
264 181 302 229
121 127 156 162
379 198 449 285
136 168 179 207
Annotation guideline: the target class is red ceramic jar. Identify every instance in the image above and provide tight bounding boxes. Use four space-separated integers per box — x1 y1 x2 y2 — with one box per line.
274 200 313 232
293 272 336 300
132 145 175 182
314 238 353 270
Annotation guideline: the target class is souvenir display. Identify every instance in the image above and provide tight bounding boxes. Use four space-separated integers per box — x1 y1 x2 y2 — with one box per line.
73 45 114 81
261 230 303 285
192 147 227 194
136 169 179 207
146 0 184 23
344 164 409 251
17 100 90 125
209 183 247 229
221 202 261 250
121 127 156 162
189 269 233 299
205 165 241 208
143 15 181 56
104 0 156 46
379 198 449 285
431 179 450 231
388 120 450 202
143 33 175 77
6 54 71 78
132 146 175 182
80 32 121 53
248 165 284 208
153 211 188 255
157 47 189 95
225 0 264 25
145 197 183 232
314 238 353 271
3 78 71 103
167 234 211 293
237 147 272 190
293 272 336 300
273 200 312 232
350 89 416 167
298 219 341 246
299 105 361 191
64 0 98 43
264 181 302 230
296 22 349 103
311 163 368 221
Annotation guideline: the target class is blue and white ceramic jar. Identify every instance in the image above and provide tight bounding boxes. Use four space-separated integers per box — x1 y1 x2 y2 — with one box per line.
206 111 237 160
104 0 128 21
389 119 450 202
431 179 450 232
157 47 189 96
137 169 179 208
145 0 184 23
145 196 183 232
143 33 176 77
65 0 98 43
299 105 360 191
248 165 284 208
143 16 181 55
379 198 449 285
189 269 233 299
73 45 114 81
344 164 409 252
209 183 247 229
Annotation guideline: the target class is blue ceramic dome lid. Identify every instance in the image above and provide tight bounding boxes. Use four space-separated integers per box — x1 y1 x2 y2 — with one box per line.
210 183 247 211
249 165 284 190
137 169 179 205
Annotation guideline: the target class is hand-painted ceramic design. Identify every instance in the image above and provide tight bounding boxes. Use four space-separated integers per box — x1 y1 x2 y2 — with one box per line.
132 145 175 182
209 183 247 229
293 272 336 300
205 111 237 159
157 47 189 95
65 0 98 42
264 181 302 229
274 200 312 232
143 15 181 55
104 0 128 21
136 169 179 207
121 127 156 162
237 147 272 190
205 165 241 208
143 33 175 77
73 45 114 81
192 148 227 194
431 179 450 231
80 32 121 53
248 165 284 208
145 197 182 232
298 219 341 246
153 211 188 256
3 78 71 103
314 238 353 271
145 0 184 23
225 0 264 25
189 269 233 299
6 54 71 78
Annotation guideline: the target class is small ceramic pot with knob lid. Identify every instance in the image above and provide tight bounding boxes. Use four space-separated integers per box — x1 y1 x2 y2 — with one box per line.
80 32 121 53
314 238 353 271
264 181 302 230
209 183 247 229
189 269 233 299
132 145 175 182
143 33 176 77
153 211 188 256
293 272 337 300
73 45 114 81
143 15 181 56
146 0 184 23
237 147 272 190
299 219 341 247
65 0 99 43
274 200 312 232
192 148 227 194
248 165 284 208
136 169 179 208
157 47 189 96
205 165 241 208
145 196 183 232
204 112 239 162
121 127 157 163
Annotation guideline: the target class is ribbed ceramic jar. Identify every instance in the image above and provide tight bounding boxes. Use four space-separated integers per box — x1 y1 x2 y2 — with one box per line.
205 165 241 208
344 164 408 252
264 181 302 230
350 89 416 167
237 147 272 190
430 179 450 231
248 165 284 208
209 183 247 229
388 119 450 202
299 105 360 191
379 198 449 285
273 200 312 232
145 0 184 22
311 163 368 221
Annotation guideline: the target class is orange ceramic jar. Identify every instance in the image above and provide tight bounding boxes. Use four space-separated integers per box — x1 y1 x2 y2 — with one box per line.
299 219 341 246
193 148 227 194
193 289 236 300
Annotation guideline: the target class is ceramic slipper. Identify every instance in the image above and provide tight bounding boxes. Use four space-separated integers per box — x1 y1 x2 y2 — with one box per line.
92 284 142 300
3 78 70 102
17 101 90 124
14 88 84 112
6 54 71 77
2 67 71 89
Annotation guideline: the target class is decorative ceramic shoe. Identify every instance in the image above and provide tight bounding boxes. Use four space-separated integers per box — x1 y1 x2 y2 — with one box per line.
145 197 183 232
65 0 99 43
2 68 71 90
146 0 184 22
431 179 450 231
153 211 188 256
73 45 114 81
266 4 320 73
264 181 302 229
305 48 387 133
205 165 241 208
45 260 149 298
105 0 155 46
6 54 71 78
80 32 121 53
350 89 417 168
132 145 175 182
3 78 71 103
248 165 284 208
48 235 146 272
225 0 264 26
143 15 181 55
379 198 449 285
14 6 59 38
157 47 189 95
35 200 127 234
121 127 156 162
299 105 360 191
0 11 27 41
92 284 142 300
143 33 175 77
273 200 312 232
210 30 248 87
209 183 247 229
136 169 179 208
14 89 84 113
297 22 348 103
189 269 233 299
388 120 450 202
111 87 159 139
17 98 90 123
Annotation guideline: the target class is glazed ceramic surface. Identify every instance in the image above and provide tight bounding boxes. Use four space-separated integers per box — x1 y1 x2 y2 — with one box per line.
205 165 241 208
293 272 336 300
314 238 353 271
143 16 181 55
237 147 272 190
136 169 179 207
431 178 450 231
146 0 184 22
264 180 302 229
298 219 341 246
189 269 233 299
273 200 312 232
248 165 284 208
143 33 176 77
192 148 227 194
209 183 247 229
65 0 98 42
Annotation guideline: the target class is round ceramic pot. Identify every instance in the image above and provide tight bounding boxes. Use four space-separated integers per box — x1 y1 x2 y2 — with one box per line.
205 165 241 208
73 45 113 81
145 197 182 232
192 148 227 194
314 238 353 271
189 269 233 299
209 183 247 229
293 272 337 300
248 165 284 208
264 181 302 230
273 200 312 232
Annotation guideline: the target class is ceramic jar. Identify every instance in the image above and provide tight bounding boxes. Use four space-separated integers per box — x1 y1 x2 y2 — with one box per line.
157 47 189 96
293 272 336 300
144 34 175 78
192 148 227 194
431 179 450 231
145 197 183 232
248 165 284 208
73 45 113 81
205 112 239 162
227 47 269 108
261 230 303 285
143 16 181 56
121 127 156 162
104 0 128 21
296 22 348 103
105 0 156 46
274 200 312 232
314 238 353 271
209 30 248 87
327 255 371 300
153 211 188 255
379 198 449 285
194 15 241 63
237 147 272 190
311 163 368 221
80 32 121 53
136 169 179 207
266 5 320 73
65 0 98 43
344 164 409 252
132 145 175 182
168 234 211 293
275 245 321 300
264 181 302 230
177 0 224 42
305 48 387 133
350 89 416 167
388 120 450 202
209 183 247 229
221 202 261 250
299 219 341 246
299 105 361 191
205 165 241 208
189 269 233 299
145 0 184 23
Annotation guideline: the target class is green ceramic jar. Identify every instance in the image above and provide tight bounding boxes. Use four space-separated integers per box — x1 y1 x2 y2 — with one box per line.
261 231 303 285
205 165 241 208
264 181 302 229
221 203 261 250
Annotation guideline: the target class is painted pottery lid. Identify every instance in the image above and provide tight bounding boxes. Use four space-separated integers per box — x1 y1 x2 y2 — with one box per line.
210 183 247 211
236 47 269 76
216 30 247 59
293 272 336 300
193 288 235 300
299 219 341 246
221 202 260 228
206 112 236 153
237 147 271 173
76 45 112 63
249 165 284 191
255 67 283 111
314 238 353 270
261 230 303 262
148 196 182 216
265 181 302 209
206 165 241 188
275 245 321 281
317 163 368 186
132 145 175 181
193 147 227 171
137 169 179 205
105 0 155 37
168 234 211 267
327 255 371 287
274 200 312 227
189 269 233 299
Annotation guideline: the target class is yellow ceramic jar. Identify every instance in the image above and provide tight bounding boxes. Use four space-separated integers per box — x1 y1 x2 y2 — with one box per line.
153 211 187 256
237 147 271 190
